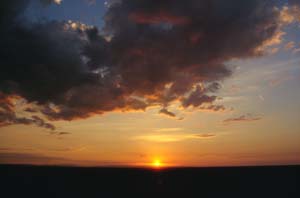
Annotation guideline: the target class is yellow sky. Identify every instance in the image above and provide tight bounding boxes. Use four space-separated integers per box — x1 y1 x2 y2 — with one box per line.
1 96 300 167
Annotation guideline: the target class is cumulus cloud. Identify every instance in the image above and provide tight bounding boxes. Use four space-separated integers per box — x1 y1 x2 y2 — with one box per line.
277 1 300 27
134 133 216 143
0 0 293 124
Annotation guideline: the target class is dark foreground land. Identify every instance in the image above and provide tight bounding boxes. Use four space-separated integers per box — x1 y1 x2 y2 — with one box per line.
0 165 299 198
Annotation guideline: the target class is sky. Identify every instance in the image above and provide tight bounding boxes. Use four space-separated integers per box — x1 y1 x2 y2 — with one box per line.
0 0 299 167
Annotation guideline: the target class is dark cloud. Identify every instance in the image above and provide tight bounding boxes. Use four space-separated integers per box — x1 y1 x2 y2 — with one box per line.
182 85 217 108
24 107 38 113
0 0 286 122
0 152 72 165
0 152 126 166
159 108 176 118
0 22 90 104
49 131 71 136
288 0 300 22
289 0 300 14
289 0 300 6
0 93 55 130
194 134 216 138
0 109 56 130
58 132 71 135
223 114 262 124
0 98 55 131
200 105 226 112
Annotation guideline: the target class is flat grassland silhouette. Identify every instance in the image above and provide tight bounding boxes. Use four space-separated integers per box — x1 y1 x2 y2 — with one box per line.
0 165 299 198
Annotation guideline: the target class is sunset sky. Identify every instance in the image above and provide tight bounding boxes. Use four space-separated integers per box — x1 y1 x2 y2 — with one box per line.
0 0 300 167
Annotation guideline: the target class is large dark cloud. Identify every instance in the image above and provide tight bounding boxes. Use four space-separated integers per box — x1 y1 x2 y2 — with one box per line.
0 0 286 124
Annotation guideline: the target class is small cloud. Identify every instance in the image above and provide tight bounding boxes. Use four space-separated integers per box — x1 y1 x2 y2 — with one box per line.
159 108 176 118
177 117 185 121
284 41 295 51
155 128 182 132
199 105 226 112
24 107 38 113
40 0 62 5
58 132 71 135
49 131 71 137
138 153 147 158
223 114 262 124
281 3 300 24
293 48 300 54
193 133 216 138
228 85 241 94
53 0 62 4
279 6 296 25
269 74 293 87
85 0 96 6
268 47 280 55
259 95 265 101
133 133 216 143
182 85 217 108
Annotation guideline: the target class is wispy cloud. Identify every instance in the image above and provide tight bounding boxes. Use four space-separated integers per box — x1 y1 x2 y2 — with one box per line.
0 153 68 165
85 0 96 6
194 134 216 138
284 41 295 50
0 152 120 166
269 74 293 87
155 128 183 132
49 131 71 136
133 133 216 143
223 114 262 124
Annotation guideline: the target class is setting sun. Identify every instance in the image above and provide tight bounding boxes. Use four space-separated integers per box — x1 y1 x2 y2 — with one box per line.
152 159 162 168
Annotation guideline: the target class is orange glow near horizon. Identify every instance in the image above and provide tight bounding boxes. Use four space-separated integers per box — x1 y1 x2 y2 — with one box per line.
152 159 162 168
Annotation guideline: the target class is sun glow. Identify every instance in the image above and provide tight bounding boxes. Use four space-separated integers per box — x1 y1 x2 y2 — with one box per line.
152 159 162 168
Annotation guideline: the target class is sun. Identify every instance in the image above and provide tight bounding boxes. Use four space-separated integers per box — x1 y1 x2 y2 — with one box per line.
152 159 162 168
